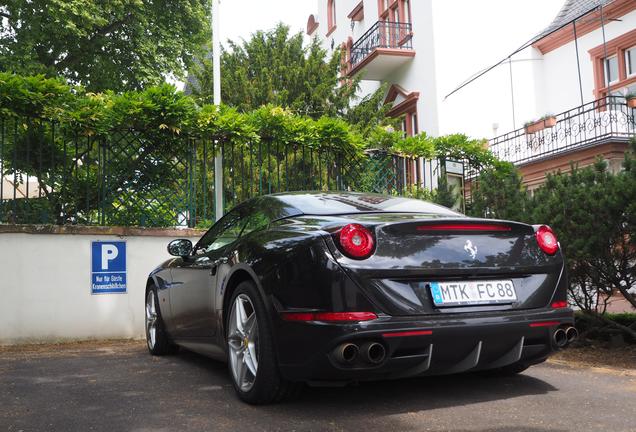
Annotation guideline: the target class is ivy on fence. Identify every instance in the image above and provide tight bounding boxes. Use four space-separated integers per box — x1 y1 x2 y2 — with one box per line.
0 73 495 227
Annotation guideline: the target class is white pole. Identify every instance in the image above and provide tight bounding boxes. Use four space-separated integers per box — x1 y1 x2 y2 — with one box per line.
212 0 223 220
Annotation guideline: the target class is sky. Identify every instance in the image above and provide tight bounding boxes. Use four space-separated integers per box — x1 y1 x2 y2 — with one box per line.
218 0 312 45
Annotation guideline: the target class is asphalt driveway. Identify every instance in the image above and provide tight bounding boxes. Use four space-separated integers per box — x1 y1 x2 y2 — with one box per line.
1 340 634 432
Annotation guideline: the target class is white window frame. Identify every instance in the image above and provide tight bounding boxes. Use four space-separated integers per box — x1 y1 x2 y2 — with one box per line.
626 46 636 78
327 0 336 31
605 55 619 85
403 0 411 24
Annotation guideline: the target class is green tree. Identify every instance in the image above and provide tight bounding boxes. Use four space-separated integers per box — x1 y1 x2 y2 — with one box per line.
468 161 529 221
434 175 458 209
0 0 210 91
343 83 396 136
529 153 636 317
189 24 363 119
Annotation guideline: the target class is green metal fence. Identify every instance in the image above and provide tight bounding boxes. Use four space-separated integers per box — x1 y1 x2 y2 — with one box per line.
0 116 419 227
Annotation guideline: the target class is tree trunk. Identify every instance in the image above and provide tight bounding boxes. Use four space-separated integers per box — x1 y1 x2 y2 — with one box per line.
615 285 636 310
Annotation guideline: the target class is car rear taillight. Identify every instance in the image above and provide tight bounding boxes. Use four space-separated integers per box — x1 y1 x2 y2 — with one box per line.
535 225 559 255
337 223 375 259
280 312 378 322
551 300 568 309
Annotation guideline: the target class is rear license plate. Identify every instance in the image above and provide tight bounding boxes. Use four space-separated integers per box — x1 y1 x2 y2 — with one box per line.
429 280 516 307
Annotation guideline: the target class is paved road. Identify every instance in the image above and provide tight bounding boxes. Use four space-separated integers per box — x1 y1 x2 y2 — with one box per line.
1 341 634 432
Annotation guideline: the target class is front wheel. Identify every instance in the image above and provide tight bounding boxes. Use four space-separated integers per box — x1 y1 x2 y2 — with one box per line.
226 281 301 404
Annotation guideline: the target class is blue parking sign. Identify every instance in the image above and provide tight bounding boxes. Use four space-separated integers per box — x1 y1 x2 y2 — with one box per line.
91 241 127 294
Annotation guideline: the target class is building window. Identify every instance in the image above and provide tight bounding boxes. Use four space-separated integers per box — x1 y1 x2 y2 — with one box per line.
590 29 636 99
398 112 419 137
605 56 619 84
327 0 337 34
626 46 636 77
403 0 411 24
378 0 411 23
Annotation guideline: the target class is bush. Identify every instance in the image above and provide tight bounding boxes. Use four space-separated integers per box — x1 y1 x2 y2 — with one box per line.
575 312 636 344
467 161 529 221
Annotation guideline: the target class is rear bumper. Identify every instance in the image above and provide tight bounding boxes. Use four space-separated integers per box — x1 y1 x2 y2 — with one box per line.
275 308 574 383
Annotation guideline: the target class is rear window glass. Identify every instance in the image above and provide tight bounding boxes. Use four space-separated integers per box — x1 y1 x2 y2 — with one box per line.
274 193 461 216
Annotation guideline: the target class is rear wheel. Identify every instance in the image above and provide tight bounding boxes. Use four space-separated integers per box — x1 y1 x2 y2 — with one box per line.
226 281 301 404
145 287 178 355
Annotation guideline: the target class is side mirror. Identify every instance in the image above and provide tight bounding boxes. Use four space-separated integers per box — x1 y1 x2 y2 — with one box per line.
167 239 193 257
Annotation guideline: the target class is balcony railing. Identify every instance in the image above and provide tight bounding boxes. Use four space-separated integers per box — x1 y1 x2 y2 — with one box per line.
488 96 636 166
350 21 413 68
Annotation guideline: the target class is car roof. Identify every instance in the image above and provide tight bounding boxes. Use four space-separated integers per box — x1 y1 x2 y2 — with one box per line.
256 192 460 218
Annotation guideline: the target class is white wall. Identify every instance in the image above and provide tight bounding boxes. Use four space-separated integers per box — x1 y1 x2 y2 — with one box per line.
308 0 636 141
311 0 564 139
396 0 440 136
540 9 636 115
0 231 200 344
431 0 562 139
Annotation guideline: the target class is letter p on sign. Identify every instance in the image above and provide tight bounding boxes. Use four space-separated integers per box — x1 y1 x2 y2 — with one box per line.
101 244 119 270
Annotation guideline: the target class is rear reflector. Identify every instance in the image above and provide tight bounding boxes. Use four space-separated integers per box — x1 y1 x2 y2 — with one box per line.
281 312 378 322
382 330 433 338
551 300 568 309
529 321 560 328
416 223 512 232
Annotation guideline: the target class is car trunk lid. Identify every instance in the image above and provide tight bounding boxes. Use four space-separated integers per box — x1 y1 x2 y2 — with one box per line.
325 216 564 316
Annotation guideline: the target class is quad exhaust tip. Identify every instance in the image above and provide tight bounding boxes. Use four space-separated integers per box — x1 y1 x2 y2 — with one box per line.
333 341 386 365
553 326 578 348
565 326 578 344
553 328 567 348
361 342 386 364
334 343 359 364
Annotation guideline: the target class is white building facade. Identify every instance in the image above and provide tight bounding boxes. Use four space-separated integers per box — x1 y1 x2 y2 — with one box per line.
307 0 636 190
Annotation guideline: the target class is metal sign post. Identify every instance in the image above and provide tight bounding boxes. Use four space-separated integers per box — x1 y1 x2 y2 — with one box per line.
212 0 223 221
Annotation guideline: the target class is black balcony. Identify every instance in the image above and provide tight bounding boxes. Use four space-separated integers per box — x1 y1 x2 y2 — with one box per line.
488 96 636 166
348 21 414 79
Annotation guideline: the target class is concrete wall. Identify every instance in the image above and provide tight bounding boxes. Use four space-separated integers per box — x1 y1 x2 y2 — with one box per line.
0 226 202 344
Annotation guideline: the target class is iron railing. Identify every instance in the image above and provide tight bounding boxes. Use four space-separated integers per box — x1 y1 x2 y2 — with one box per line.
488 96 636 166
0 116 424 227
350 21 413 68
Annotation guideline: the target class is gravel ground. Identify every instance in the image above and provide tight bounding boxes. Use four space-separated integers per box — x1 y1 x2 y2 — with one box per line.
1 340 635 432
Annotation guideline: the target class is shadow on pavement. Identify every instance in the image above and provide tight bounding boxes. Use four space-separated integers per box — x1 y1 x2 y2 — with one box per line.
175 347 558 416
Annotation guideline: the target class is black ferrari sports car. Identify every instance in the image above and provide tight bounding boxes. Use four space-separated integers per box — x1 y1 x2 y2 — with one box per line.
145 192 576 404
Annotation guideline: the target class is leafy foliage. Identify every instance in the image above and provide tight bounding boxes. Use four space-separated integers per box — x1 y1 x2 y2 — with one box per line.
0 73 499 226
189 24 357 118
434 176 459 209
0 0 211 91
530 151 636 313
468 161 529 221
468 140 636 323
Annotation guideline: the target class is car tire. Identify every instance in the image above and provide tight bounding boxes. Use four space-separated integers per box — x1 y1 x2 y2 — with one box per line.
226 280 301 404
145 286 179 356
